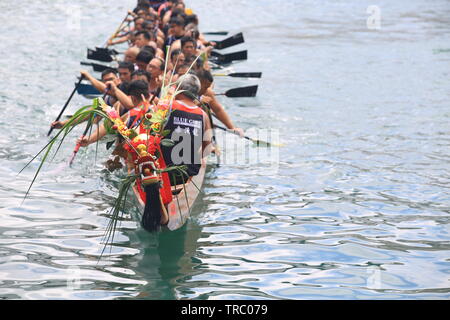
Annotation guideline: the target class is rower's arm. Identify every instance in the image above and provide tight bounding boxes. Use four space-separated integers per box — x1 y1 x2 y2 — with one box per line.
81 71 107 93
108 34 130 46
81 123 107 146
202 110 213 157
206 89 236 130
107 82 134 110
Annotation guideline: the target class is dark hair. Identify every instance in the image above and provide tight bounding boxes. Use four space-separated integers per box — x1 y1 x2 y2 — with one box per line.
135 30 151 40
170 8 186 21
141 20 153 30
128 80 150 100
169 16 185 27
170 49 182 60
141 45 156 57
184 55 202 69
136 50 153 64
184 14 198 26
101 68 117 78
118 81 131 95
118 61 134 73
131 69 152 82
180 36 195 48
137 2 150 10
178 63 190 70
196 68 214 83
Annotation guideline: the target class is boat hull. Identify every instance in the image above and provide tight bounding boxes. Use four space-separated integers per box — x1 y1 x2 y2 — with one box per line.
130 158 207 231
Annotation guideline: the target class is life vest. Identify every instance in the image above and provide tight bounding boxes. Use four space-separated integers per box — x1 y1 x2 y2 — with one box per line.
161 100 205 177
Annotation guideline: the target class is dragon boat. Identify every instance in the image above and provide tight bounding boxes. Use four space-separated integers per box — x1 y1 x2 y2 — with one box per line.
22 2 251 255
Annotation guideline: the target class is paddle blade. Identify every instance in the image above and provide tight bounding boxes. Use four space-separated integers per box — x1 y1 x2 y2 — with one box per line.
228 72 262 78
94 47 120 55
214 32 244 50
204 31 229 36
87 48 113 62
76 83 102 96
80 61 116 73
224 85 258 98
212 50 248 65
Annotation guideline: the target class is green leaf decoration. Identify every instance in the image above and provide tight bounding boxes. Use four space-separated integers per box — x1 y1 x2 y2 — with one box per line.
160 139 175 147
104 118 115 134
99 174 138 261
128 129 138 140
161 129 171 137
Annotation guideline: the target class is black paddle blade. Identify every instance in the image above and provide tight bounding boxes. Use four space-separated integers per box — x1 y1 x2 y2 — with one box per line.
204 31 229 36
224 85 258 98
87 48 113 62
229 72 262 78
211 50 248 65
95 47 119 55
80 61 116 73
214 32 244 50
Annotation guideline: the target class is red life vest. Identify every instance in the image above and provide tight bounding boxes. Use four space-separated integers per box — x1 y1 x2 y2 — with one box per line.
161 100 205 177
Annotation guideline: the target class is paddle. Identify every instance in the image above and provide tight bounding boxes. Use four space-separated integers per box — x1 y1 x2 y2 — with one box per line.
47 76 85 137
210 50 248 64
103 12 132 48
87 48 114 62
80 61 117 73
84 12 129 62
217 85 258 98
87 10 130 62
213 72 262 78
204 31 229 36
87 47 121 62
213 32 244 50
76 83 102 96
213 123 282 147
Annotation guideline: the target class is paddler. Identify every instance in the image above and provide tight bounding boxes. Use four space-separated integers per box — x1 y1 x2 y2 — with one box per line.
159 73 213 184
76 80 151 148
50 69 122 130
196 69 244 137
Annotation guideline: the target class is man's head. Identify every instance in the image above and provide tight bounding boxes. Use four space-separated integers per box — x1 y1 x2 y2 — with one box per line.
101 68 120 85
176 64 191 77
169 17 185 37
141 45 156 58
134 17 145 31
131 69 152 83
124 47 140 64
196 68 214 95
128 80 150 106
185 14 199 26
171 49 185 70
180 36 196 59
118 61 134 83
134 31 151 48
136 49 154 71
177 74 201 99
146 57 165 78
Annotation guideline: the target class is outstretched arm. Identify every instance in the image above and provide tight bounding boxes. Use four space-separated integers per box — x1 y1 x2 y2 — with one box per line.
81 70 107 93
202 88 244 136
